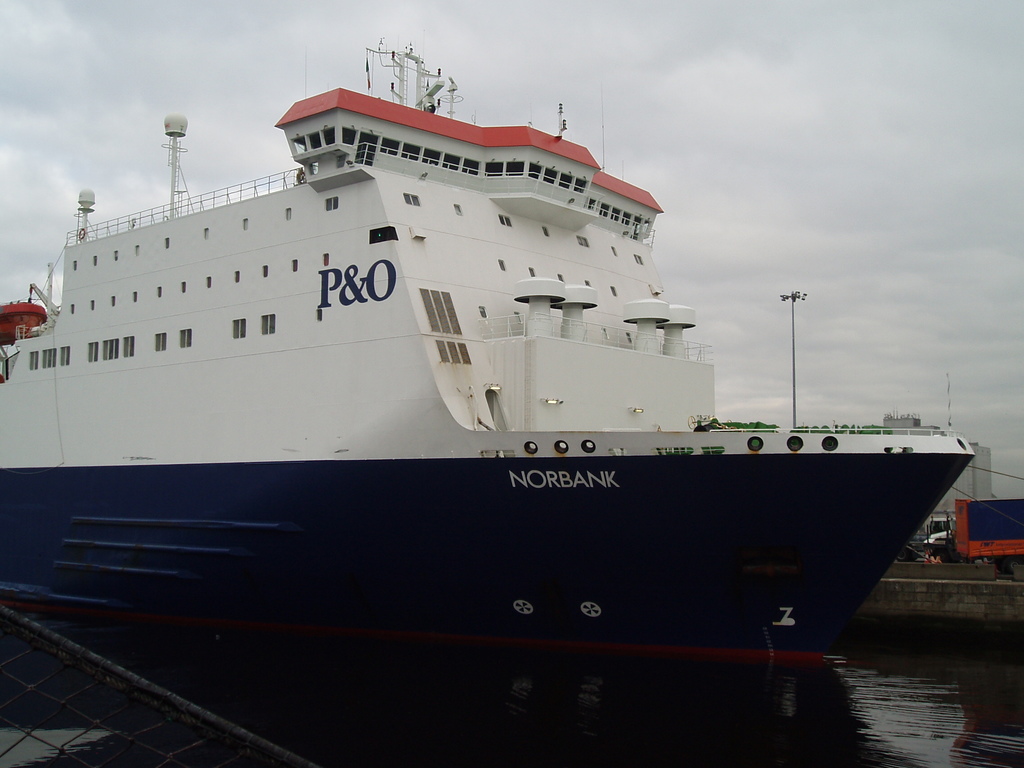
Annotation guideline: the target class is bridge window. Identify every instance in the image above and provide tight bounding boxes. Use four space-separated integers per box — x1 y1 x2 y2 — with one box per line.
369 226 399 243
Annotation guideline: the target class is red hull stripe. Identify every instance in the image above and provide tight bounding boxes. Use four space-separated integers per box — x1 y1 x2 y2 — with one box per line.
2 599 823 667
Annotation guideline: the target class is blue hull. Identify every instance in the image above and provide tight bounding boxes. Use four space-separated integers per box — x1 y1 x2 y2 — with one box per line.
0 452 968 660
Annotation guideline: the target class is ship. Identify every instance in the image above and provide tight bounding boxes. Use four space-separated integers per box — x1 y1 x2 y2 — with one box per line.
0 48 972 662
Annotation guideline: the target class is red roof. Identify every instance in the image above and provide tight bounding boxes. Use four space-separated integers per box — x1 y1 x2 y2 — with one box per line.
592 171 663 214
278 89 599 167
277 89 662 212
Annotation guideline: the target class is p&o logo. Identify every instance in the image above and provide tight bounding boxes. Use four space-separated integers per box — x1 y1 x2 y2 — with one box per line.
318 259 397 309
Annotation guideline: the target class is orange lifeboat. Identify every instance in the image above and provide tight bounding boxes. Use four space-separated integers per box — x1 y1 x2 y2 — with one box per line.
0 302 47 345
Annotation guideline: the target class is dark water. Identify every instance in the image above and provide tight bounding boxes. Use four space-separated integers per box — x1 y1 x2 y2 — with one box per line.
27 617 1024 767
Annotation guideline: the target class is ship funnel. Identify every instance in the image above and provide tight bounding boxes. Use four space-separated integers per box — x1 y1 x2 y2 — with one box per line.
659 304 697 358
623 299 670 354
514 277 566 337
553 284 598 341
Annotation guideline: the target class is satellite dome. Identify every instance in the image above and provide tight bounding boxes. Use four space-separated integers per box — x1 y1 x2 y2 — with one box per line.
164 113 188 138
78 188 96 212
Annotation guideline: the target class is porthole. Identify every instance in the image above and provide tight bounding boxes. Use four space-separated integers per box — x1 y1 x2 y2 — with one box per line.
747 436 764 452
554 440 569 454
822 436 839 452
786 435 804 452
581 439 596 454
524 441 538 455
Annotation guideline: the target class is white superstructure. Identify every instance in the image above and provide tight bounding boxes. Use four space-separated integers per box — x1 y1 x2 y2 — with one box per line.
2 49 713 469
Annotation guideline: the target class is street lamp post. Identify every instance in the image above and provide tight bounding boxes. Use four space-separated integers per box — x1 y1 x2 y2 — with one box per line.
780 291 807 429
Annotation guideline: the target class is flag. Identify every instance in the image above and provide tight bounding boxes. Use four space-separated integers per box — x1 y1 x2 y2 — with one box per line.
366 56 371 91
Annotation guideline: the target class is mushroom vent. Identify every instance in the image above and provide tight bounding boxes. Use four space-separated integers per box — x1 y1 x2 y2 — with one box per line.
623 299 671 325
552 284 598 310
513 277 566 305
513 278 566 338
659 304 696 329
554 284 598 341
659 304 697 358
623 299 670 353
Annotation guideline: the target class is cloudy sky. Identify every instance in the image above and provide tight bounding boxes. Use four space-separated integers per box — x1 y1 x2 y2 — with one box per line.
2 0 1021 497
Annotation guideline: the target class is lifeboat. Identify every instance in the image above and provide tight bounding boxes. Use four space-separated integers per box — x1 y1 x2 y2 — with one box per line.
0 302 47 345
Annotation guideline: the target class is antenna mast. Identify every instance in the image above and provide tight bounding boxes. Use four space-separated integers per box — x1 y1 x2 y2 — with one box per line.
368 46 459 118
163 114 188 218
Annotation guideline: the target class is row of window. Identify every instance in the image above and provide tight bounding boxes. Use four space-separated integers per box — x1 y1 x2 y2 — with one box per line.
232 314 277 338
401 191 647 262
586 198 651 235
26 315 277 370
67 259 306 314
293 124 593 199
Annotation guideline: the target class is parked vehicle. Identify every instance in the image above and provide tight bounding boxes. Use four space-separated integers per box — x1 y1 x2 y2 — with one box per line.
914 513 955 562
955 498 1024 574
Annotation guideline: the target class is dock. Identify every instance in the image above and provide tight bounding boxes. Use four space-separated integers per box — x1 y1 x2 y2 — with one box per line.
853 562 1024 633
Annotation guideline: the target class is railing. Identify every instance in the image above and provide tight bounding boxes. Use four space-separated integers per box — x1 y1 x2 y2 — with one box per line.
790 425 966 437
68 169 301 245
480 314 710 361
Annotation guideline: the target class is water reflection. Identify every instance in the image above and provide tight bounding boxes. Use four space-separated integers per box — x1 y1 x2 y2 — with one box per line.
28 617 1024 768
834 631 1024 768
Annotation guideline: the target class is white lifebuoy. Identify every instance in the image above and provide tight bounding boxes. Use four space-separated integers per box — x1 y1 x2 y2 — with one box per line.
78 228 87 242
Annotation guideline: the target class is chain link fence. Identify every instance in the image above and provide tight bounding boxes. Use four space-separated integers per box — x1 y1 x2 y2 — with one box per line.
0 605 322 768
